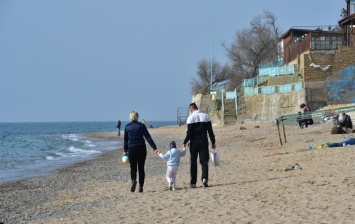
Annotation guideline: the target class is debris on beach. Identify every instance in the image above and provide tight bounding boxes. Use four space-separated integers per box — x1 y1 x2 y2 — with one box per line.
284 163 302 171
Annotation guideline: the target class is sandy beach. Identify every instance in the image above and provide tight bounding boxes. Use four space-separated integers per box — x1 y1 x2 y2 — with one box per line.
1 122 355 223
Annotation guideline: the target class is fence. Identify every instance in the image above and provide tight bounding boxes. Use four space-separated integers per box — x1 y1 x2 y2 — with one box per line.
244 87 259 95
259 65 295 77
259 60 284 68
278 84 293 93
244 82 303 95
261 86 276 94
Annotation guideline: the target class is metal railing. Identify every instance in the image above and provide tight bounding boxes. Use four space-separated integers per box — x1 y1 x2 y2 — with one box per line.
243 82 303 95
225 89 238 116
259 65 295 77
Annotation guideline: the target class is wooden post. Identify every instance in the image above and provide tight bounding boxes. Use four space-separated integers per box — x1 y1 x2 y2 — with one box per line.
282 119 287 143
276 119 283 146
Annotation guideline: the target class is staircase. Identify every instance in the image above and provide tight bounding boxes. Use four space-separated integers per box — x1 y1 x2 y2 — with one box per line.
223 99 237 125
236 89 247 122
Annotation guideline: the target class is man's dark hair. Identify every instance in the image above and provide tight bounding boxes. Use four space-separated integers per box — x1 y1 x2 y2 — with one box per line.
189 102 198 110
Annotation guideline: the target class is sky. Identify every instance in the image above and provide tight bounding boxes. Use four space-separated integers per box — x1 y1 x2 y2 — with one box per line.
0 0 346 122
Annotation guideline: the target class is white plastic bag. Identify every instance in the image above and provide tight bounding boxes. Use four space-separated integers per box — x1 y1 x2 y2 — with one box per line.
210 148 220 166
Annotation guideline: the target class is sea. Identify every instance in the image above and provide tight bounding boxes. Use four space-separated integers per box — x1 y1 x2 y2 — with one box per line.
0 121 176 184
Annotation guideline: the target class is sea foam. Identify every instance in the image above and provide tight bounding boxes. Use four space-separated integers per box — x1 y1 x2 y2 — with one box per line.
62 134 79 141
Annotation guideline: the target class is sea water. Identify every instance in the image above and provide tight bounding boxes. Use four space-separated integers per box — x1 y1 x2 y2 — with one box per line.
0 121 176 184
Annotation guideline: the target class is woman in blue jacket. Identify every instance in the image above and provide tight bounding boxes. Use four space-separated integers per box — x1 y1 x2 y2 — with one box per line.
124 111 159 193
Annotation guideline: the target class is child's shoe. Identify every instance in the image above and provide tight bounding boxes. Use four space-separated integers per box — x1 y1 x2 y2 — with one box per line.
169 182 173 191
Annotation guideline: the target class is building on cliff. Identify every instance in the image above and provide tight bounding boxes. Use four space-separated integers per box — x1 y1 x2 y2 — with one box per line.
196 0 355 125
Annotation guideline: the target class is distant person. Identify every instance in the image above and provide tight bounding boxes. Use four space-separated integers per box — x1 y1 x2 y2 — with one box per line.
116 119 121 136
158 141 186 191
322 110 336 123
300 103 314 128
183 102 216 188
142 119 146 126
124 111 159 193
338 112 353 132
296 111 304 129
326 137 355 147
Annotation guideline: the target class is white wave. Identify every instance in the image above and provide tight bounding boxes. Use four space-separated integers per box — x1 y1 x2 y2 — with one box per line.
62 134 79 142
46 156 55 160
84 140 95 147
68 146 101 155
55 152 69 157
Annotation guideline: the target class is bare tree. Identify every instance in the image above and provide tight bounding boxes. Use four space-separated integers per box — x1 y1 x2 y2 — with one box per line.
190 59 230 95
340 8 347 18
224 11 281 89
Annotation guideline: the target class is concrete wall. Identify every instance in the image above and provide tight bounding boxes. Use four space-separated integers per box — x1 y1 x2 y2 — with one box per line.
194 46 355 123
244 89 306 122
304 81 328 111
265 73 301 86
326 65 355 104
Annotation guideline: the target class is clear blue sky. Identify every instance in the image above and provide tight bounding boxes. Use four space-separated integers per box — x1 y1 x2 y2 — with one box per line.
0 0 345 122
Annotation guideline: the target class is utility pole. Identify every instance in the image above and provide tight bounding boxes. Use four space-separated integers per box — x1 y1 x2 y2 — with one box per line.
210 21 213 93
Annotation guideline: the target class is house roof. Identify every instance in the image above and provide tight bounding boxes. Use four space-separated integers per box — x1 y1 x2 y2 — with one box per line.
279 28 314 40
280 27 343 40
338 13 355 26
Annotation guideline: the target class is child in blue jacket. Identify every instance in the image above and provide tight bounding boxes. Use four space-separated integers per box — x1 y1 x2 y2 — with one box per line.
159 141 186 191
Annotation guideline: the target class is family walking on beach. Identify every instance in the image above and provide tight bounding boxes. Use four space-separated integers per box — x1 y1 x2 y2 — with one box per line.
123 102 216 192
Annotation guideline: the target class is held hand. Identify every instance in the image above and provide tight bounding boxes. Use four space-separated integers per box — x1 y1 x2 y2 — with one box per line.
155 150 160 155
123 151 128 156
182 144 186 149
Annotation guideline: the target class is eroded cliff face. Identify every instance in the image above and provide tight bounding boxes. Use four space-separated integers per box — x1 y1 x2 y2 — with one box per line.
191 93 223 125
192 91 306 124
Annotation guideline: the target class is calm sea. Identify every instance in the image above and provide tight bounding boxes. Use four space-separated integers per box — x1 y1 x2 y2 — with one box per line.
0 121 176 184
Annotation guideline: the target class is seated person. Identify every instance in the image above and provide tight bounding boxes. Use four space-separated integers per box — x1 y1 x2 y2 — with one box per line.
338 112 353 132
300 103 313 128
296 111 305 129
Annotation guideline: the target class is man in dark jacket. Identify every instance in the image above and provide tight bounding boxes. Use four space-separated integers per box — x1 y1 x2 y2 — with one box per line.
183 103 216 188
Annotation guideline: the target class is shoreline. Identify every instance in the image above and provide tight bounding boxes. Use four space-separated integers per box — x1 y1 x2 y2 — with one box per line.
0 133 122 185
0 125 177 185
2 123 355 223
